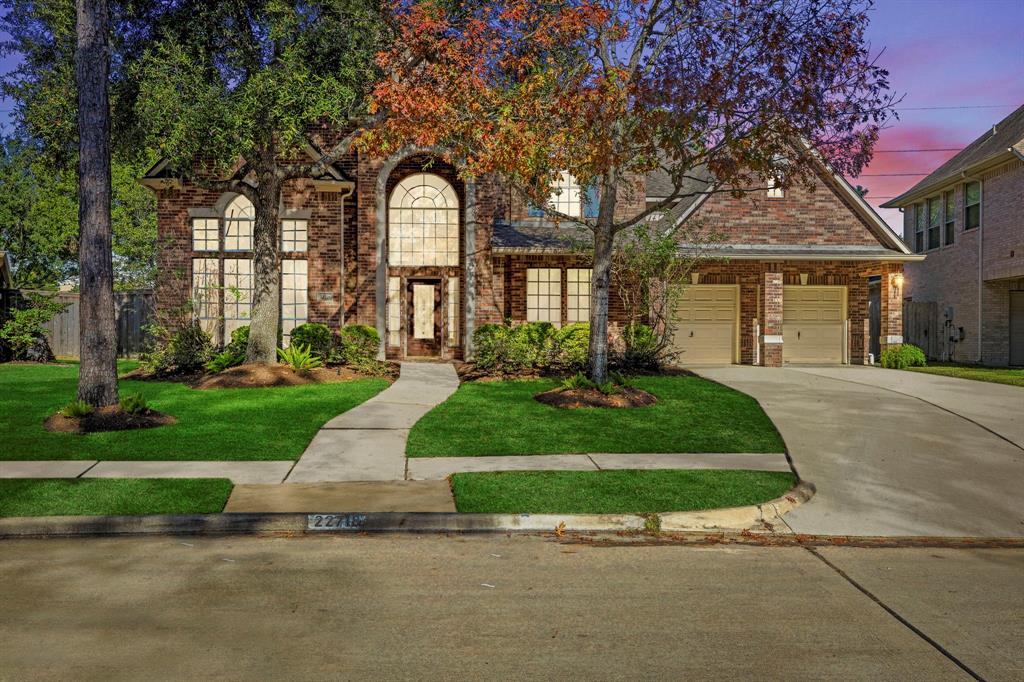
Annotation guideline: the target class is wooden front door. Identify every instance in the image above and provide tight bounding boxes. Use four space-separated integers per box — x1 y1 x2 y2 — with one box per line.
407 280 442 357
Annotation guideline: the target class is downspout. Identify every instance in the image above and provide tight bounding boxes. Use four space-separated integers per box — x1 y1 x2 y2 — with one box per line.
337 183 355 326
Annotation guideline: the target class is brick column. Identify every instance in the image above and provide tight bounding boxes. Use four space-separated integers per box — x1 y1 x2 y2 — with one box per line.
760 272 784 367
879 265 905 354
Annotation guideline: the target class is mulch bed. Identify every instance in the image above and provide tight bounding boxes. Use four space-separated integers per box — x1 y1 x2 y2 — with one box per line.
123 362 398 389
534 386 658 409
191 363 381 390
44 406 177 434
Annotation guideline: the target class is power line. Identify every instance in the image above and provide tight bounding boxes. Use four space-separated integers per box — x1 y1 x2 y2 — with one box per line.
896 104 1019 111
873 148 961 153
860 172 930 176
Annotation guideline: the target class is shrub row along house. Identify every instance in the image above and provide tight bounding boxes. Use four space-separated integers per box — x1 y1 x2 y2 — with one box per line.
882 104 1024 367
141 135 920 367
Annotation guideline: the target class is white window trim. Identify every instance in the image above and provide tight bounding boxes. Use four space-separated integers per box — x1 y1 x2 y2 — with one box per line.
526 268 562 326
280 259 308 346
566 268 592 324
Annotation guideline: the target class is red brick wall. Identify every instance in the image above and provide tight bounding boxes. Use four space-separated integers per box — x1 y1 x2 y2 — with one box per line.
689 169 880 246
152 176 350 344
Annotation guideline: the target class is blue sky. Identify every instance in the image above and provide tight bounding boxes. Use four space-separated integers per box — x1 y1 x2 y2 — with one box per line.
2 0 1023 229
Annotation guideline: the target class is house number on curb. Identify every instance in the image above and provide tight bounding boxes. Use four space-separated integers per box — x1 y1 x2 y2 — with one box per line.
307 514 366 530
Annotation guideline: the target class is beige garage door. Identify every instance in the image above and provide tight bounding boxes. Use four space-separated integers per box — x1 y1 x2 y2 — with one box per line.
669 285 738 364
783 286 846 364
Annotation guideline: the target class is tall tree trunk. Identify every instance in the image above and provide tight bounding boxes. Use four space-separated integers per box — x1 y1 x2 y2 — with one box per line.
587 171 619 385
75 0 117 407
245 175 282 364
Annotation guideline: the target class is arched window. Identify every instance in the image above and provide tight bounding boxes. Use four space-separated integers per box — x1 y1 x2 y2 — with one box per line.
224 194 254 251
388 173 459 266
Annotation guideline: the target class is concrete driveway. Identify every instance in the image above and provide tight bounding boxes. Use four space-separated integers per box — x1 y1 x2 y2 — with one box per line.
697 365 1024 537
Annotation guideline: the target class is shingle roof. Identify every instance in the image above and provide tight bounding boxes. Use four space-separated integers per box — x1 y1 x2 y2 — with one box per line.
491 221 592 253
881 104 1024 207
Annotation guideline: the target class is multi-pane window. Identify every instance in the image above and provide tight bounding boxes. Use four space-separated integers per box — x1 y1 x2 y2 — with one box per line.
191 258 220 336
526 268 561 325
223 258 253 339
280 259 308 346
388 173 460 267
944 191 955 246
914 202 926 253
767 177 785 199
550 172 582 217
964 181 981 230
928 197 941 250
566 268 592 323
447 276 459 345
224 195 254 251
387 277 401 347
192 218 219 251
281 219 308 252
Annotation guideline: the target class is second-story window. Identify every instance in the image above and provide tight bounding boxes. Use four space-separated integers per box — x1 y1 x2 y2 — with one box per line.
944 191 955 245
927 197 941 250
964 181 981 230
224 195 255 251
767 177 785 199
914 202 925 253
551 172 583 217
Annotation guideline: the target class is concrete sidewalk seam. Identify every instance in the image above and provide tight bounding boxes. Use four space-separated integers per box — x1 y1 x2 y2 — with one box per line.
76 461 99 479
806 547 984 681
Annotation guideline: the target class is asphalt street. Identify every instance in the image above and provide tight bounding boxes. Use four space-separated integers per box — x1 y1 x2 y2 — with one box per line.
1 534 1021 681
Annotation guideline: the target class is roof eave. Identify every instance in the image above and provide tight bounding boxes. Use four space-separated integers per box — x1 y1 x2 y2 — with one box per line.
880 149 1017 208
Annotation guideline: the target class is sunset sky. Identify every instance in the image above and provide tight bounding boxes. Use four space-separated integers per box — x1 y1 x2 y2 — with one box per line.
1 0 1022 233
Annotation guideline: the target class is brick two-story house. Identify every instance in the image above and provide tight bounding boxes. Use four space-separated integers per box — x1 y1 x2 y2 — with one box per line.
142 137 920 367
882 105 1024 366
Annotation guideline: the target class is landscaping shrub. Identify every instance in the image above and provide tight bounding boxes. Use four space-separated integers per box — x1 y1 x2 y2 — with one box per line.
60 399 93 418
119 392 149 415
289 323 332 360
613 322 661 372
0 293 66 361
277 344 323 372
205 350 243 374
551 323 590 373
560 372 595 391
880 343 927 370
332 324 380 367
226 325 250 356
140 321 213 375
472 323 535 372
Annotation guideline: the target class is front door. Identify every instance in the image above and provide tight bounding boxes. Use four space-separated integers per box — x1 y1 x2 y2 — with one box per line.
407 280 441 357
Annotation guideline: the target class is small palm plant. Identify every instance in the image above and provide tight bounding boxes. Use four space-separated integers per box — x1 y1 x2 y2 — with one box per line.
277 344 323 373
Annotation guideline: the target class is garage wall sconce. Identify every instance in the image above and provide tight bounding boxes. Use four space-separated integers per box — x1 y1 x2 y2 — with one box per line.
799 273 809 285
892 272 905 297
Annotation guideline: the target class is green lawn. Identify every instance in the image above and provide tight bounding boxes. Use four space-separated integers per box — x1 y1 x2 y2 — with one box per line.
0 478 232 516
451 469 797 514
407 376 785 456
905 364 1024 388
0 362 388 460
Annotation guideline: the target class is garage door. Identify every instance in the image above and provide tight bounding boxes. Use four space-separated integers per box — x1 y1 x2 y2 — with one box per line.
669 285 738 364
783 286 846 364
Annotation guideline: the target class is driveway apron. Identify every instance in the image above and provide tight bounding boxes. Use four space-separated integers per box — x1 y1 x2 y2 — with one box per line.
286 363 459 482
697 366 1024 537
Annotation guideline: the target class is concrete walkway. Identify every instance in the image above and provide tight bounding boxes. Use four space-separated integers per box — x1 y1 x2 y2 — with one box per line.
285 362 460 482
0 461 294 484
698 365 1024 537
407 452 791 480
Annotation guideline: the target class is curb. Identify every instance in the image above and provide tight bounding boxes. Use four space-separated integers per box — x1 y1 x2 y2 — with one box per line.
0 482 815 539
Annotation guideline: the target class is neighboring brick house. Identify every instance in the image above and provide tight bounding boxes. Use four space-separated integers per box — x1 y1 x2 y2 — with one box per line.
882 105 1024 366
142 140 919 367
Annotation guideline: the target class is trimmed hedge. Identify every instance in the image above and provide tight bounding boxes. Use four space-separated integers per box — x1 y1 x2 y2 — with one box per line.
880 343 927 369
290 323 333 360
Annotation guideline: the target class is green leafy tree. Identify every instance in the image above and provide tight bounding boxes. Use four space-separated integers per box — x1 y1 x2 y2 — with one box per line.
0 138 156 289
130 1 391 363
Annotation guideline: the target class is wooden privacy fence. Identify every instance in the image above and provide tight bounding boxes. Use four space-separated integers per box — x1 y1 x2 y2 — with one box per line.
903 300 939 359
3 289 154 359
